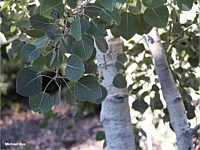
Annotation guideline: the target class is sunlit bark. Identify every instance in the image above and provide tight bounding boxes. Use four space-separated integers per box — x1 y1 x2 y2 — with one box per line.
147 27 193 150
96 37 136 150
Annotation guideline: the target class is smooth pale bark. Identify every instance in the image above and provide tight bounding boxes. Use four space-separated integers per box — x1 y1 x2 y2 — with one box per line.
96 38 136 150
147 27 193 150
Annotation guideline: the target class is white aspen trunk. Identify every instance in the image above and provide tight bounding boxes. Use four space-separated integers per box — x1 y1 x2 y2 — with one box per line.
147 27 193 150
96 37 136 150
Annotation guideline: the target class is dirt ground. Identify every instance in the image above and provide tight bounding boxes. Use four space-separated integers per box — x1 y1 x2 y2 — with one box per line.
1 104 199 150
0 105 104 150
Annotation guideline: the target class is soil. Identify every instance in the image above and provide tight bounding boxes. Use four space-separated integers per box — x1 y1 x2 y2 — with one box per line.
2 102 199 150
0 105 104 150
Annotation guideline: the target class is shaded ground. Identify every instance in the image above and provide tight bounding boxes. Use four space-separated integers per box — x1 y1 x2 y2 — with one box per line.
0 106 104 150
1 103 199 150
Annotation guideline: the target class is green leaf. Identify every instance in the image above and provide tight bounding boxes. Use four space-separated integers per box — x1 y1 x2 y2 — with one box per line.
1 0 11 11
85 48 96 64
116 53 127 70
46 31 56 40
132 98 148 114
71 35 94 61
186 104 195 119
10 25 16 33
116 0 126 3
128 43 145 56
113 73 127 88
46 51 63 68
12 40 24 54
8 40 24 62
30 14 62 40
128 0 142 14
80 18 90 33
99 0 116 11
74 75 102 101
136 74 149 81
84 4 101 18
92 85 107 104
71 15 82 41
33 36 48 48
49 51 57 67
152 84 159 91
137 14 152 35
67 0 77 9
95 37 108 53
25 29 45 38
142 0 167 8
150 92 163 110
163 108 170 122
177 0 193 11
118 12 139 40
66 89 75 106
170 8 179 23
65 82 76 106
103 140 107 149
32 56 47 68
188 57 199 67
141 91 149 99
96 131 105 141
183 100 195 120
144 6 169 28
85 61 96 74
55 86 61 106
87 19 107 37
100 7 121 25
40 0 64 19
16 67 42 97
59 35 74 53
30 14 52 32
46 25 62 41
18 19 31 31
117 53 128 64
110 25 121 38
84 6 121 25
29 92 53 114
21 44 40 62
65 54 85 80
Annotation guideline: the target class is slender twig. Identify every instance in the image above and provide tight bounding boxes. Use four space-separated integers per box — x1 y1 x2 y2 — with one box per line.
73 0 92 14
37 77 55 112
43 78 55 94
58 76 75 100
38 74 53 80
58 76 71 90
0 35 19 46
38 69 56 74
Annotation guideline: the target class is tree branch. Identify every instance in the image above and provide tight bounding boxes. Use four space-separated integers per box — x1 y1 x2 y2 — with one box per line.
0 35 19 46
191 124 200 135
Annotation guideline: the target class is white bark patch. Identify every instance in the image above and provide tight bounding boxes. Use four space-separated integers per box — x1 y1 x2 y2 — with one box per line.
96 37 136 150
